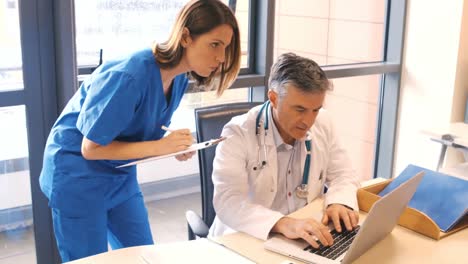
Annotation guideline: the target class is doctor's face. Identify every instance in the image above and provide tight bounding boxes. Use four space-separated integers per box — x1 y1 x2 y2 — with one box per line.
269 84 326 145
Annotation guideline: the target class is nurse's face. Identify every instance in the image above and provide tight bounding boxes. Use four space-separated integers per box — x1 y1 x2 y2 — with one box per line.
182 24 233 77
269 84 326 145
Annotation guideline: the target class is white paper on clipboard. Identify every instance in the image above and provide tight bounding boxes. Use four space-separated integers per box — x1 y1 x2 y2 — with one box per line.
116 136 227 168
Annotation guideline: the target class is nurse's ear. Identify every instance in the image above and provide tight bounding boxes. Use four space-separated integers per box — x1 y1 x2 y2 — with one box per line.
268 89 278 109
180 27 192 48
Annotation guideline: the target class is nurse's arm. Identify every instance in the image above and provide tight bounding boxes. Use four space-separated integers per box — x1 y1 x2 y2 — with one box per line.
81 131 193 160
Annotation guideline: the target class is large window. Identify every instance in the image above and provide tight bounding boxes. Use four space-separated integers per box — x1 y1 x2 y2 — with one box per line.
75 0 252 71
0 0 23 91
75 0 189 67
0 106 34 262
0 1 37 262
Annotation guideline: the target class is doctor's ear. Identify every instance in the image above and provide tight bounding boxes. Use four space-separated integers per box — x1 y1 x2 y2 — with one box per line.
180 27 192 48
268 90 278 108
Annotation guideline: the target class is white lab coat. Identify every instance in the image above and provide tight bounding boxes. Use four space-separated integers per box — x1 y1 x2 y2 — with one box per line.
209 105 360 240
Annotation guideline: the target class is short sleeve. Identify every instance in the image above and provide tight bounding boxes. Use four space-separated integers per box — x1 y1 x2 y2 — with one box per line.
77 71 140 146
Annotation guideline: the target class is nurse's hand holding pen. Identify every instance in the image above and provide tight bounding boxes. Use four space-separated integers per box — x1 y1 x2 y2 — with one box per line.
161 126 196 161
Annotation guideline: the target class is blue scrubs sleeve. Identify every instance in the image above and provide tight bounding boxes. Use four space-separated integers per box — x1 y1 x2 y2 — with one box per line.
77 71 140 146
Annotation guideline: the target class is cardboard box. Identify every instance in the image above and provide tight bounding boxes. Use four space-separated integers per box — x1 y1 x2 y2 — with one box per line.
357 179 468 240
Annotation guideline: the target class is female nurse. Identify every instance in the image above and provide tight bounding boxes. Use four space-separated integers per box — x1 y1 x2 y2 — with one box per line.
39 0 241 261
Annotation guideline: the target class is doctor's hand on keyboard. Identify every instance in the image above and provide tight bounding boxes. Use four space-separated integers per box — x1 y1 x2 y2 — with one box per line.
304 225 361 260
271 216 334 248
322 203 359 233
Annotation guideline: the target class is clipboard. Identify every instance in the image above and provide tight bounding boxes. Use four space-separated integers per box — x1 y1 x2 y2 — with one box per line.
117 137 227 168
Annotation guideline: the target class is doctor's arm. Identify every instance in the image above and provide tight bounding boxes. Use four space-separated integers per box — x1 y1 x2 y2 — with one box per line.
81 129 193 160
212 125 284 241
321 115 360 231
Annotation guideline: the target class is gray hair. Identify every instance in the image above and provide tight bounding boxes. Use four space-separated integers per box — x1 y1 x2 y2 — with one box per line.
268 53 332 96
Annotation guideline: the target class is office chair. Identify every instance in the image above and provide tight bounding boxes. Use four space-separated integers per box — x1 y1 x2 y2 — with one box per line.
186 102 261 240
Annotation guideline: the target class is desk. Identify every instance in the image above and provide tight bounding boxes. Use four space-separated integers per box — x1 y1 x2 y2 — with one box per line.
67 238 254 264
69 180 468 264
216 199 468 264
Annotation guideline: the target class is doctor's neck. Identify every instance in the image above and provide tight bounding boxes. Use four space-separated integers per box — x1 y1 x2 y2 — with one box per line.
271 110 296 146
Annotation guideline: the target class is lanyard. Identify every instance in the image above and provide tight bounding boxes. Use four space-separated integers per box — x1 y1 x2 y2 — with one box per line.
302 140 312 185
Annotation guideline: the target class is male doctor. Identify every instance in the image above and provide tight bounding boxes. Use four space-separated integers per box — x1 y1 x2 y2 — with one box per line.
209 53 360 248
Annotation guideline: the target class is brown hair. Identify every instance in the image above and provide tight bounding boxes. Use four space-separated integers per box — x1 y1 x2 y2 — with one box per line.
154 0 241 96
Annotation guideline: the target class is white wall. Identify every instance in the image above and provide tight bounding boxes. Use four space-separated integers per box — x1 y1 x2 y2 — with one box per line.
448 0 468 166
394 0 468 176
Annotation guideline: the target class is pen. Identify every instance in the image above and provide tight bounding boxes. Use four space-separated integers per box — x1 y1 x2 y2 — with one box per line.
161 125 196 143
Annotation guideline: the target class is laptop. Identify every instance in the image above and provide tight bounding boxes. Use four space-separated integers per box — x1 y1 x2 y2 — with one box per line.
264 171 425 264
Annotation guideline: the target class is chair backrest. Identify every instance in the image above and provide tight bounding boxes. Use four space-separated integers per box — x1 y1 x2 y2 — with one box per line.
195 102 261 227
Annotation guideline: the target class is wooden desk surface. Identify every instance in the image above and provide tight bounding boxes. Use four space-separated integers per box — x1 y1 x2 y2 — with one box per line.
67 238 254 264
216 198 468 264
68 178 468 263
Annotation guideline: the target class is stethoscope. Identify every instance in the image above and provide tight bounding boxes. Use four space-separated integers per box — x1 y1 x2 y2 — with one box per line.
253 101 312 199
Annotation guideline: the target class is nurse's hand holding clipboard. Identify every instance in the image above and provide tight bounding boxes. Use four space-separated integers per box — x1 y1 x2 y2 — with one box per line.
175 150 196 161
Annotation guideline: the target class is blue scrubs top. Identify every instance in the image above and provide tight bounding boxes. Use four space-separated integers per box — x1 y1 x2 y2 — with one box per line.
39 48 188 213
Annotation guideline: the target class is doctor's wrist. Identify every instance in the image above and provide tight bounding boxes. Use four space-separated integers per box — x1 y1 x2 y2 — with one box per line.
271 216 291 234
327 203 354 211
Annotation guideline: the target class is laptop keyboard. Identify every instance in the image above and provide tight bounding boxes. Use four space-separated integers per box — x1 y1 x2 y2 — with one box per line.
303 225 361 260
